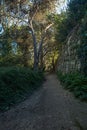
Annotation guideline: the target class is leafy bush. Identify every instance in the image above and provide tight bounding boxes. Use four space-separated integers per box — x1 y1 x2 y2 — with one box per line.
0 55 23 67
0 67 44 111
57 71 87 101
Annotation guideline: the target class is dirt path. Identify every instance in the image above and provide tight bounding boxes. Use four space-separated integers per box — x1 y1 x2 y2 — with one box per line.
0 75 87 130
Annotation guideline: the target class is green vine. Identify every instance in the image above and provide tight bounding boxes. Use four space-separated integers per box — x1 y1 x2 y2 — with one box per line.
78 20 87 75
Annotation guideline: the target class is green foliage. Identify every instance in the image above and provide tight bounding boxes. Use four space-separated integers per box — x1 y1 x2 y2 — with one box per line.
57 71 87 101
55 0 87 44
55 13 69 44
0 67 44 111
77 20 87 75
68 0 87 24
78 43 87 76
0 39 11 56
0 54 23 67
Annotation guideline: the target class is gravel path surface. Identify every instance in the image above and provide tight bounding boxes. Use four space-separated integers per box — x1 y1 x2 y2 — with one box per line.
0 74 87 130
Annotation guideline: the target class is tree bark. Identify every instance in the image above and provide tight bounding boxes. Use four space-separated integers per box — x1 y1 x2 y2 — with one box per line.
31 29 39 70
40 46 44 70
30 23 53 71
23 44 29 67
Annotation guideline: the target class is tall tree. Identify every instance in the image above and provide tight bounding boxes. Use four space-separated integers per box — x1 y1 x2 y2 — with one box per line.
1 0 66 70
1 0 58 70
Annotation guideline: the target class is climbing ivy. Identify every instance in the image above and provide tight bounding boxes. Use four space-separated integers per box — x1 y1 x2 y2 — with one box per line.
78 20 87 75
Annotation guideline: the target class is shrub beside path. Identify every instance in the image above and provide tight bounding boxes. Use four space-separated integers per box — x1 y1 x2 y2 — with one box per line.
0 74 87 130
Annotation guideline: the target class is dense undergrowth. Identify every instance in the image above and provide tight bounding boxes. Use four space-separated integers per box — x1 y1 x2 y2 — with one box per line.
57 71 87 101
0 67 44 112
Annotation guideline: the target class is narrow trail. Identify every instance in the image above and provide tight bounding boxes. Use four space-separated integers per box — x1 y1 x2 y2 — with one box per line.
0 75 87 130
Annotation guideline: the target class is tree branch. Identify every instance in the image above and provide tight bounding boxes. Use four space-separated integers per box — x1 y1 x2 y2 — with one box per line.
38 23 54 58
45 23 54 32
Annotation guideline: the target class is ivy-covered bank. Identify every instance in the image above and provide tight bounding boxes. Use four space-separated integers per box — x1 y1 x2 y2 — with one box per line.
78 19 87 76
56 0 87 75
0 67 44 112
57 71 87 101
57 18 87 74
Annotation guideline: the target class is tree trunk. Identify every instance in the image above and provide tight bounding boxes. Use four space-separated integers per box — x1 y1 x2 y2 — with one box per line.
31 29 39 70
52 57 55 72
40 46 44 70
23 44 29 67
30 23 53 71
